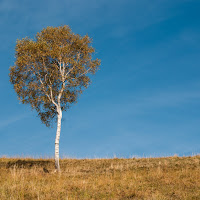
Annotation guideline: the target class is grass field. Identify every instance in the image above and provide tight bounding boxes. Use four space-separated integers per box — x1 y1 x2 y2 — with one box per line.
0 155 200 200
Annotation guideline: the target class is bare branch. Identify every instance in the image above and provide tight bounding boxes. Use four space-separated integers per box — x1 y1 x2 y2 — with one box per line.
70 67 92 81
65 65 75 79
31 64 58 107
48 84 58 107
59 61 62 77
30 66 51 101
79 67 92 77
38 74 58 107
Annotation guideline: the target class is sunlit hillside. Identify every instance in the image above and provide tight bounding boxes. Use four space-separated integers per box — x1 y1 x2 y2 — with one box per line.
0 156 200 199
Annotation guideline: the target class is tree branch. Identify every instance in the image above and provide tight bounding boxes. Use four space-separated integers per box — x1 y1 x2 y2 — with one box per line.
64 65 75 79
31 64 58 107
70 67 92 81
78 67 92 77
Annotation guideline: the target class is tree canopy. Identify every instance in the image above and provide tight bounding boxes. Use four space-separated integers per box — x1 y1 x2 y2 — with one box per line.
9 26 101 127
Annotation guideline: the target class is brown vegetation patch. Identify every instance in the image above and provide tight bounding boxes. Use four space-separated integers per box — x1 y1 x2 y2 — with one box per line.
0 156 200 199
6 159 52 169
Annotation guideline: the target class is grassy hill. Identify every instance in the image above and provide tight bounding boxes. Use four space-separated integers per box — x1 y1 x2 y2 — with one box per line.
0 155 200 199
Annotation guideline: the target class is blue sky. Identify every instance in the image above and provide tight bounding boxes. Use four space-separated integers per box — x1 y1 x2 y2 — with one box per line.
0 0 200 158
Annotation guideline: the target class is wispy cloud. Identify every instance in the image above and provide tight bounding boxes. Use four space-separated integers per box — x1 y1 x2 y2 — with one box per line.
0 0 190 49
0 0 19 12
116 86 200 117
0 114 28 129
178 29 200 46
80 83 200 121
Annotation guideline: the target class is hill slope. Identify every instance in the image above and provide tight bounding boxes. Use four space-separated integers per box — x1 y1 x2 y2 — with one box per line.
0 156 200 199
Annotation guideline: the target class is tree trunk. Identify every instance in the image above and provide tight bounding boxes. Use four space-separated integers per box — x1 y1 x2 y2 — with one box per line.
55 107 62 172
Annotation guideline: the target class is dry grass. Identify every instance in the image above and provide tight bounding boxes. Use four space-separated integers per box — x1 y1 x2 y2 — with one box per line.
0 155 200 199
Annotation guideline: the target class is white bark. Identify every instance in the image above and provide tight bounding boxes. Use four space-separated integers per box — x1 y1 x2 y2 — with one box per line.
53 59 91 171
55 106 62 171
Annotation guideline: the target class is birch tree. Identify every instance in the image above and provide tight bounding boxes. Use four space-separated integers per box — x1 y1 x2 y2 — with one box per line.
9 26 100 171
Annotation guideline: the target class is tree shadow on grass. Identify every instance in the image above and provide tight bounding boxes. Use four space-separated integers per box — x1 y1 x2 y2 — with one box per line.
6 159 53 169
